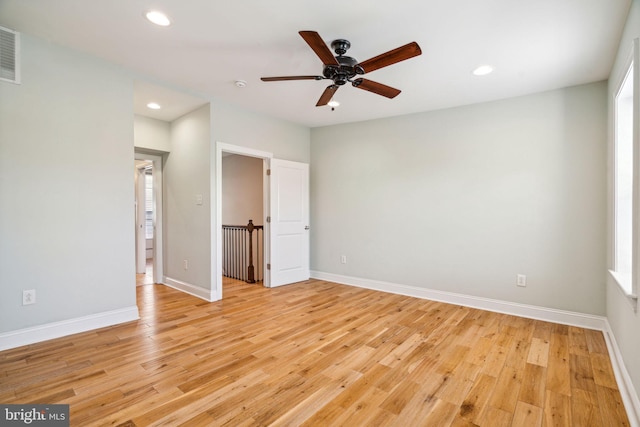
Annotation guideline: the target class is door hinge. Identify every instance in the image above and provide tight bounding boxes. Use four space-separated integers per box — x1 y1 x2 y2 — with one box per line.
267 263 271 270
266 216 271 223
266 169 271 176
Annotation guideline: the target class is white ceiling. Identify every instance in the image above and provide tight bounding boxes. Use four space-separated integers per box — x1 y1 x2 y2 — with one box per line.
0 0 631 127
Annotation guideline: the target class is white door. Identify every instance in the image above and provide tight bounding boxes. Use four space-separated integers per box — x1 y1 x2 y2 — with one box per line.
269 159 310 287
135 167 146 274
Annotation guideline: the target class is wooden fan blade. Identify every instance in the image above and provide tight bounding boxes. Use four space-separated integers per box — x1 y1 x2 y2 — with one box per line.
299 31 340 66
352 78 401 99
316 85 339 106
261 76 324 82
357 42 421 74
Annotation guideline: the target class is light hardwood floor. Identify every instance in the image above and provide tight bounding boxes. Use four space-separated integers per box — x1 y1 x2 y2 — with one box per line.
0 278 630 426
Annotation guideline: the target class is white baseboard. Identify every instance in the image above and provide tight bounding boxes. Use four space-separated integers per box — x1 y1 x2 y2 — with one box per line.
311 271 607 330
602 320 640 427
164 276 215 302
310 270 639 426
0 306 139 352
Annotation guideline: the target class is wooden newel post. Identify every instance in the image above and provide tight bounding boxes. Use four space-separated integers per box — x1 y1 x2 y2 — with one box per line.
247 219 255 283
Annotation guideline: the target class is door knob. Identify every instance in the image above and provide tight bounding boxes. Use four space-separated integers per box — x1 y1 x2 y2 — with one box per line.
304 226 310 230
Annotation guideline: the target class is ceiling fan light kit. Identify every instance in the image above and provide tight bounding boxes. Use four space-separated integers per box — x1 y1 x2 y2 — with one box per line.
261 31 422 107
472 65 494 76
145 10 171 27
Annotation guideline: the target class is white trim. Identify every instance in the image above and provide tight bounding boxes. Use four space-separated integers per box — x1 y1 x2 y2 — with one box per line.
609 269 639 311
216 142 273 160
262 160 271 287
603 320 640 427
310 270 607 330
164 276 214 302
215 142 273 298
633 37 640 304
0 306 139 352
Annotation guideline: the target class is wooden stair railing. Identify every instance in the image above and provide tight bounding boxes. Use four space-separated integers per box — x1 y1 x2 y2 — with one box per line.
222 220 264 283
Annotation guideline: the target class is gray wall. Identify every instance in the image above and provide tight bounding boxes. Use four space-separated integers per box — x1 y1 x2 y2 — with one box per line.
222 155 264 226
134 114 170 152
211 101 310 163
311 81 607 315
607 0 640 402
164 104 212 291
0 34 137 332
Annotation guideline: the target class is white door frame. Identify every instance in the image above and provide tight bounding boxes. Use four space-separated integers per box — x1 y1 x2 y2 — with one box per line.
215 142 273 300
134 151 164 284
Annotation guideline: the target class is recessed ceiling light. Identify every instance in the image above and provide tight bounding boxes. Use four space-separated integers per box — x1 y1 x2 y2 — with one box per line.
473 65 494 76
327 100 340 107
235 80 247 88
147 102 161 110
145 11 171 27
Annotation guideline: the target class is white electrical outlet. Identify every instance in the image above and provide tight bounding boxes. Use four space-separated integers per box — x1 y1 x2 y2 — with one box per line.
183 259 188 270
517 274 527 287
23 289 36 305
341 255 347 264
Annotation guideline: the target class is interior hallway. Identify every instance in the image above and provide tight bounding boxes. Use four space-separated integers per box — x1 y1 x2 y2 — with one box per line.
136 258 154 286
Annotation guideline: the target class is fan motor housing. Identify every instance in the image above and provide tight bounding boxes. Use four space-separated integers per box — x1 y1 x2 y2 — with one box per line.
323 55 358 85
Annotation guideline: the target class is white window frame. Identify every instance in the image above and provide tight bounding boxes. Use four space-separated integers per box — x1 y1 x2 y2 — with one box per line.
610 38 639 308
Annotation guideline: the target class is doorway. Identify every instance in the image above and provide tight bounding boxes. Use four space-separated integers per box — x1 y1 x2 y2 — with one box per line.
134 160 152 285
221 153 265 285
215 142 311 300
216 143 272 299
135 152 164 286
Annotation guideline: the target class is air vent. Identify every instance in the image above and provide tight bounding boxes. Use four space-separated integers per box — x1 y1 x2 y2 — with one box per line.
0 26 20 84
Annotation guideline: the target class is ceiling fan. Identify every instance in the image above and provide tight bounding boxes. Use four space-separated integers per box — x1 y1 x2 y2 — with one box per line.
261 31 422 107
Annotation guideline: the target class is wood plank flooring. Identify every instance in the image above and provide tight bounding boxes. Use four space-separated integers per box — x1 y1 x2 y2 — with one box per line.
0 278 630 426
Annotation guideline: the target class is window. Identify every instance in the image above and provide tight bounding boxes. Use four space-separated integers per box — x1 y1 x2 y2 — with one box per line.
611 40 639 304
613 61 633 293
